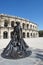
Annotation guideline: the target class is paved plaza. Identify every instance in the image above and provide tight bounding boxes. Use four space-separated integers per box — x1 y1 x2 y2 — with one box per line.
0 48 43 65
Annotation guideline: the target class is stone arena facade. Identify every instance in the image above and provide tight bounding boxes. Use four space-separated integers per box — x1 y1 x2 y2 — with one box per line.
0 14 39 39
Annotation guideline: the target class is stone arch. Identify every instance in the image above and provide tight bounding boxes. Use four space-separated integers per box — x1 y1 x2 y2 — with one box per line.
31 33 32 36
30 24 32 29
11 21 14 27
22 23 25 29
33 33 35 37
4 20 8 27
22 32 25 38
27 32 29 37
3 31 8 39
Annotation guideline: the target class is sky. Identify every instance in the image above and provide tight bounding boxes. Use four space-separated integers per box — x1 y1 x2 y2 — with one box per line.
0 0 43 30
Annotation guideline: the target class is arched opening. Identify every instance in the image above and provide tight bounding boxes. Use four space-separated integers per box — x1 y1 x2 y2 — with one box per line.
22 23 25 29
11 21 14 27
4 20 8 27
30 25 32 29
22 32 25 38
33 33 35 37
30 33 32 37
3 31 8 39
27 32 29 37
36 33 37 37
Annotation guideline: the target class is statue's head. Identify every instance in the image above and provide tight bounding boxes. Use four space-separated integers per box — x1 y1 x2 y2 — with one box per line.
16 22 20 25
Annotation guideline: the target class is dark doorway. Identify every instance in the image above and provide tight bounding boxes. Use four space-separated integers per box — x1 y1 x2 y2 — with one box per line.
3 31 8 39
11 21 14 27
27 32 29 37
22 32 25 38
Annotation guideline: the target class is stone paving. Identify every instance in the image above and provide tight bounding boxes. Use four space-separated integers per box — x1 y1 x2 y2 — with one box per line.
0 48 43 65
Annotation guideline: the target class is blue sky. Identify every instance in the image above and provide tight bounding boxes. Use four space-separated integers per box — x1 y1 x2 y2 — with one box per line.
0 0 43 30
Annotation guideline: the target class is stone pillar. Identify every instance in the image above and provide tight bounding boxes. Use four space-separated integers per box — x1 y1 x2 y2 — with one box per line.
1 29 3 39
8 28 11 39
25 31 27 38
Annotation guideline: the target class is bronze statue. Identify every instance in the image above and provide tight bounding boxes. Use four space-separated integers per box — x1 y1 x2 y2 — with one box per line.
1 22 32 59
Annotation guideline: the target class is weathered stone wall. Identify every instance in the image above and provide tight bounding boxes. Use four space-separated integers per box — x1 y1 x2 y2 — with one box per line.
0 14 39 39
